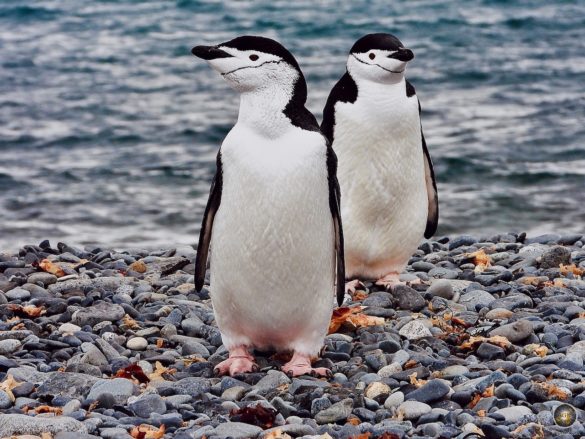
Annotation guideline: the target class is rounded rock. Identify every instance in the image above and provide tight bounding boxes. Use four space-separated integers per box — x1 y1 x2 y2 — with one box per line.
127 337 148 351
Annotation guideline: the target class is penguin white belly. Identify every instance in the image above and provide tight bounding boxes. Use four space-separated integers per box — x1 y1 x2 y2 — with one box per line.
209 125 334 356
335 93 427 279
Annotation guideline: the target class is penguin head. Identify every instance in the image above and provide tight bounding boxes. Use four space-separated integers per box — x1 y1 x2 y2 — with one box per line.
192 36 304 95
347 33 414 84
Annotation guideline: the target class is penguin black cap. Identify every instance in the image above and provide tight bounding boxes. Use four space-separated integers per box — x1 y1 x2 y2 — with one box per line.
192 35 302 72
350 33 414 62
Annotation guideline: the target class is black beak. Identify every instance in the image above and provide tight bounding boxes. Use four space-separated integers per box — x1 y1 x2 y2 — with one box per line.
388 48 414 62
191 45 233 60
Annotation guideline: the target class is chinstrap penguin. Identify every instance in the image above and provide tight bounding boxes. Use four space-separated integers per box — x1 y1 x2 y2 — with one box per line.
321 33 438 290
192 36 345 377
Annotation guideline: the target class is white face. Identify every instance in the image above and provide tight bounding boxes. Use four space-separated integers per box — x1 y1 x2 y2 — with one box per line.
205 47 299 93
347 49 410 84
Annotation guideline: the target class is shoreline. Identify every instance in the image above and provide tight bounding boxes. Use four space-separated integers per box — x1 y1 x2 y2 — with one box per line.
0 233 584 438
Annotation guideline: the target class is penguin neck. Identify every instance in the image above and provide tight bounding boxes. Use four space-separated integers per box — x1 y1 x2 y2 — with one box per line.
358 75 406 100
237 83 295 138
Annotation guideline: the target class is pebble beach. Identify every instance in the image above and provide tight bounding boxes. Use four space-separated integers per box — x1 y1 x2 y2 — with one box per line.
1 232 585 438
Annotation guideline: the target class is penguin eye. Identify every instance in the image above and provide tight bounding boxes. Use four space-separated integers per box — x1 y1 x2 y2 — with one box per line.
249 54 259 61
369 52 376 60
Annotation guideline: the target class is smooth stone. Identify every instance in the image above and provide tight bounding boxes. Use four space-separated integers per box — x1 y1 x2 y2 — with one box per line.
427 279 454 300
540 246 571 269
27 272 58 285
37 372 100 400
365 381 391 401
449 235 478 250
405 379 450 404
71 302 125 327
212 422 262 439
254 370 291 393
399 320 432 340
59 323 81 334
434 365 469 379
490 320 533 342
87 378 138 404
494 406 534 422
476 343 505 360
5 287 31 301
126 337 148 351
315 398 353 424
0 414 87 436
384 391 405 409
378 362 402 378
485 308 514 320
0 390 12 409
0 339 21 355
80 342 108 366
6 366 48 384
459 290 495 311
398 401 432 420
129 393 166 418
393 285 426 311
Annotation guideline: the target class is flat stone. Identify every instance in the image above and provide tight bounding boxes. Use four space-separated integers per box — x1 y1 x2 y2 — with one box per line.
490 320 533 342
405 379 450 403
365 381 391 401
58 323 81 334
485 308 514 320
212 422 262 439
127 337 148 350
129 393 166 418
494 406 534 422
540 246 571 269
427 279 454 300
5 287 30 301
254 370 291 393
37 372 100 400
399 320 432 340
0 414 87 436
0 339 21 355
87 378 138 404
71 301 125 327
6 366 48 384
398 400 432 420
315 398 353 424
384 391 405 409
459 290 495 311
393 285 426 311
27 272 58 286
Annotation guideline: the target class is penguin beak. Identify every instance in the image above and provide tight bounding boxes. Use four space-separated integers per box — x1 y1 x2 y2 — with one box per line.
388 48 414 62
191 45 233 60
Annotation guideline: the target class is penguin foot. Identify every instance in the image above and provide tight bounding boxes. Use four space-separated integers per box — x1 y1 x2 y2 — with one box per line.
281 353 331 378
214 347 258 376
375 273 402 289
345 279 364 294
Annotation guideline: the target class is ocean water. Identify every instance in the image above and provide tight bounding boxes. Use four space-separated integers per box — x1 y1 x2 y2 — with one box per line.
1 0 584 251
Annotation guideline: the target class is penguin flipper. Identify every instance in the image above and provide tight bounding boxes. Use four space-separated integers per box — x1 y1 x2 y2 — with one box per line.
194 151 223 292
422 132 439 239
326 143 346 306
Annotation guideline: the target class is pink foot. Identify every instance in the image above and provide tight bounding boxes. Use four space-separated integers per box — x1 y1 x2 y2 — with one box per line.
376 273 421 290
345 279 364 294
214 346 258 376
281 352 331 378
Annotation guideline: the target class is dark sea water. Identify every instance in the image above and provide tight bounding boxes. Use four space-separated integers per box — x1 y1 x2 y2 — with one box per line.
1 0 584 251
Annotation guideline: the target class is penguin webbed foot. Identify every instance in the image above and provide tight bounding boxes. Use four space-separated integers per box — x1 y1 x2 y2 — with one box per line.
213 346 258 377
345 279 364 295
281 352 331 378
375 273 421 290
